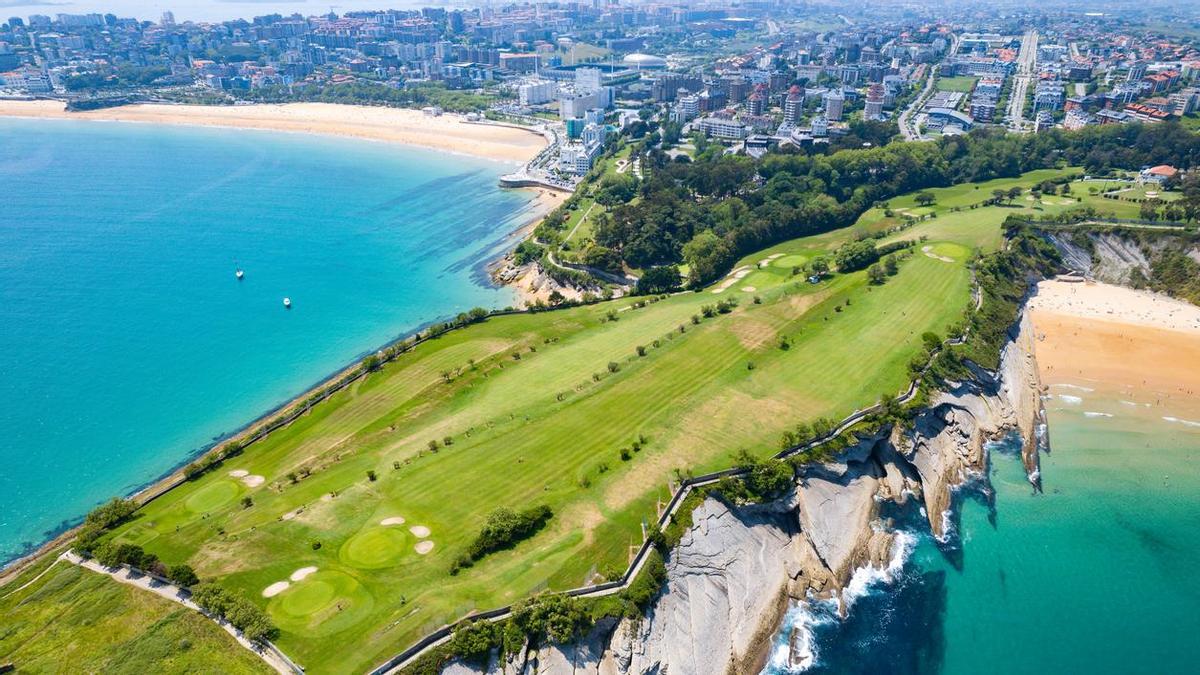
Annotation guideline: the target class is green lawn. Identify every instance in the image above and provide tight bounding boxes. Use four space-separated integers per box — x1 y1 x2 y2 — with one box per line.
936 76 978 93
0 560 269 674
91 204 986 673
32 167 1077 674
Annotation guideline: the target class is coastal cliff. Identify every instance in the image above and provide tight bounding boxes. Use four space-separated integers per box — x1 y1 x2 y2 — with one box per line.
439 316 1047 675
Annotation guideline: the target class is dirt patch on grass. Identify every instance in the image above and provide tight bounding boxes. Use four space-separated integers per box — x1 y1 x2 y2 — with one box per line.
788 288 831 315
730 317 777 350
553 501 606 546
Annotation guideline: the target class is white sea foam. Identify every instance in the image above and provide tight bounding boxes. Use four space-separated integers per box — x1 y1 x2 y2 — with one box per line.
1057 394 1083 405
1053 383 1095 392
1120 400 1138 407
1083 411 1113 418
1163 416 1200 428
763 600 835 673
842 531 916 612
764 532 917 673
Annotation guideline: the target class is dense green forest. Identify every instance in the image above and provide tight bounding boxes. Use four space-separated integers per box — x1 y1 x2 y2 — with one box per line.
563 123 1200 286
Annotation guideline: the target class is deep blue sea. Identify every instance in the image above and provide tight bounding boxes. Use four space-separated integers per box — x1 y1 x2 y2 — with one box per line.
0 118 535 563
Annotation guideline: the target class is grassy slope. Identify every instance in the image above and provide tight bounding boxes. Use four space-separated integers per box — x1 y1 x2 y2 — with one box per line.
0 561 269 674
71 170 1079 673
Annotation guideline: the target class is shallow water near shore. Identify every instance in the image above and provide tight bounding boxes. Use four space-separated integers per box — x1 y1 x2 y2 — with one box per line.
0 118 534 563
765 388 1200 674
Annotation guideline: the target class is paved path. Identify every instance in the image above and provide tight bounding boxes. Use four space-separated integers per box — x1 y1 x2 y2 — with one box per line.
62 552 298 674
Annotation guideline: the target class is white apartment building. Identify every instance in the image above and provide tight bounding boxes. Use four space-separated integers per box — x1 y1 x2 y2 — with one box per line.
518 79 556 105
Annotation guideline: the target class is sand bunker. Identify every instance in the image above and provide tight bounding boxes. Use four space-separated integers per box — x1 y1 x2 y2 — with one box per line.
409 525 431 538
742 286 757 293
712 267 751 294
241 475 265 488
415 541 435 555
380 517 406 526
921 243 950 260
262 581 290 598
290 566 318 582
281 508 303 521
228 470 249 478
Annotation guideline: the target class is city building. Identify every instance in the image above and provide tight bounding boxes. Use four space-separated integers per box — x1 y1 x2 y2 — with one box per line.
823 90 845 121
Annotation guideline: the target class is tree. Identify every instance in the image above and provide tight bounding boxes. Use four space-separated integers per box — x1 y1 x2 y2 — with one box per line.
1140 199 1161 221
635 265 681 295
992 188 1007 204
914 191 936 207
681 230 734 287
808 256 830 277
168 564 200 587
1007 186 1022 203
834 240 878 273
884 255 899 276
867 264 887 285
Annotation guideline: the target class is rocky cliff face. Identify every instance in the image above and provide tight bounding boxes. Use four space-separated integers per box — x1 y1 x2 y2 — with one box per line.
1047 231 1151 285
441 320 1045 675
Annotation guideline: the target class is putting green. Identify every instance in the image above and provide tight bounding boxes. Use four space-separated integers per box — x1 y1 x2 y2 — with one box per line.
772 253 808 269
339 528 409 569
929 241 969 262
268 570 376 637
184 480 239 513
279 580 336 617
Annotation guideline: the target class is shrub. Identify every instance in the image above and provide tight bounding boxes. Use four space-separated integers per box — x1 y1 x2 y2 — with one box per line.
93 542 156 569
240 496 253 509
607 361 620 373
191 584 278 644
367 470 377 482
620 448 632 461
449 620 500 664
636 345 647 357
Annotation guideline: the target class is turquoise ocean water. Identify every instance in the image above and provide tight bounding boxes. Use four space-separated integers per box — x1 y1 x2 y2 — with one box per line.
765 384 1200 674
0 118 535 563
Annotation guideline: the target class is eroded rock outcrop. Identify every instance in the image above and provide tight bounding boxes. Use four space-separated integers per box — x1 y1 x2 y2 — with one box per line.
605 499 799 675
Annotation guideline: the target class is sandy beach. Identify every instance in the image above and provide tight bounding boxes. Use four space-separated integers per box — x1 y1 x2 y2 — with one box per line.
1028 279 1200 416
0 100 547 163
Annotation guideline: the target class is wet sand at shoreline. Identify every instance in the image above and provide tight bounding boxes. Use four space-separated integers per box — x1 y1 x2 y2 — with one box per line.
0 100 546 163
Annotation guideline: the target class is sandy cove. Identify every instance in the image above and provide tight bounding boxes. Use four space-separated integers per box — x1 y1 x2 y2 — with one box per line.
1028 279 1200 417
0 100 546 163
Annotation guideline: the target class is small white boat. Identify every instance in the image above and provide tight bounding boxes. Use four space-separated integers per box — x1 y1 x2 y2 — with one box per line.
235 268 244 280
283 297 292 309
